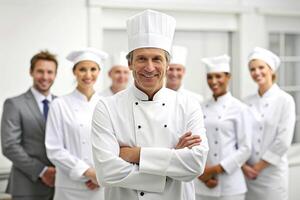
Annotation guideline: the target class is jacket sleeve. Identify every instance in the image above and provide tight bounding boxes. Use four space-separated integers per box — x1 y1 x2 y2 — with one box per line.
45 100 90 181
262 96 296 165
139 98 209 181
220 106 251 174
1 99 45 182
92 100 166 192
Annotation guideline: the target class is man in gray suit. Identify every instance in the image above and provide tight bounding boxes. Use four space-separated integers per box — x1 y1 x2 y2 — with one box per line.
1 50 58 200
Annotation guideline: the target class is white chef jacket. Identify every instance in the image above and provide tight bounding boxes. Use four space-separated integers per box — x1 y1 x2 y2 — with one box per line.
177 86 204 199
92 85 209 200
244 84 295 200
98 87 114 97
45 90 104 199
194 92 251 197
178 86 204 105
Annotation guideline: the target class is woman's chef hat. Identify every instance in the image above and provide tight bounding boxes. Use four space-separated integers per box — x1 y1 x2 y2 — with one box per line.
248 47 280 71
202 54 231 73
66 47 108 68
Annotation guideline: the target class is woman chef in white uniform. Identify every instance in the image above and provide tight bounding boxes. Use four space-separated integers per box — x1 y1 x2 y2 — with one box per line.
45 47 107 200
194 55 251 200
242 47 296 200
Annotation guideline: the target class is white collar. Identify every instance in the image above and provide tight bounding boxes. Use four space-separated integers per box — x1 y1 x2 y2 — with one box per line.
258 84 280 98
73 89 98 102
132 84 166 101
31 87 52 102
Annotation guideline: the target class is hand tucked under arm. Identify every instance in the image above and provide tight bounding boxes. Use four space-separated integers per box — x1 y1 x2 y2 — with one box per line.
119 146 141 164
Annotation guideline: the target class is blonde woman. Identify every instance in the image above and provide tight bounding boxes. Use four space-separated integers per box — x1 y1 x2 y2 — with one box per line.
243 47 296 200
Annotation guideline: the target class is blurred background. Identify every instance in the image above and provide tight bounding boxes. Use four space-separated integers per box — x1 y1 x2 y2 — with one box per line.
1 0 300 199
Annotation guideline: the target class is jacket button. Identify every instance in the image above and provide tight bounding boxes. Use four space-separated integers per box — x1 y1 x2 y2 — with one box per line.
214 141 218 144
162 103 165 106
215 128 219 131
214 153 217 157
135 102 138 105
138 125 141 129
164 124 167 128
140 192 144 196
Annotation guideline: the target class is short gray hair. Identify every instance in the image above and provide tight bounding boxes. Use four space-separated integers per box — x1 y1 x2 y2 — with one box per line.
126 49 171 64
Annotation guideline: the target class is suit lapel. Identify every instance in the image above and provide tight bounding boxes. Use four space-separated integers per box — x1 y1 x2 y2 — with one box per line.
25 89 46 131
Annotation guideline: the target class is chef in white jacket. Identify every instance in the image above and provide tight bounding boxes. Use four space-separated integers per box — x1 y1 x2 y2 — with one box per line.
99 51 130 97
194 55 251 200
91 9 209 200
242 47 296 200
166 45 203 104
45 47 108 200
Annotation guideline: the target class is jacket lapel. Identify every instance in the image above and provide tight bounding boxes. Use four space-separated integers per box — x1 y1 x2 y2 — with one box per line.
25 89 45 131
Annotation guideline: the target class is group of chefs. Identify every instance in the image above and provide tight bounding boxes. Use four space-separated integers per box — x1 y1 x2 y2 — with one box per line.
1 9 295 200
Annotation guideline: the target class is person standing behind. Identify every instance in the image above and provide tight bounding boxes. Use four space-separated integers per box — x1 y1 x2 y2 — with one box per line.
45 47 107 200
242 47 296 200
166 45 203 104
1 51 58 200
99 51 130 97
194 54 251 200
91 9 208 200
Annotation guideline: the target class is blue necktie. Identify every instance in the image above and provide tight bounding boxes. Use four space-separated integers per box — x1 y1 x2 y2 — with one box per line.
42 99 49 120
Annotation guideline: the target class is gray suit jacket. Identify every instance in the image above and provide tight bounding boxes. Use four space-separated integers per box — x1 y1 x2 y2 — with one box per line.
1 89 54 197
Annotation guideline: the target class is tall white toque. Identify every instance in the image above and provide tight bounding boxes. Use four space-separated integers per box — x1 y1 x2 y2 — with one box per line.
110 51 129 70
202 54 231 73
170 45 188 66
66 47 108 68
126 9 176 54
248 47 280 71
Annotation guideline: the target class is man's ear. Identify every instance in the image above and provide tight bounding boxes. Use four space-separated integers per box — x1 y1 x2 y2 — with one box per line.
108 69 113 78
128 61 134 70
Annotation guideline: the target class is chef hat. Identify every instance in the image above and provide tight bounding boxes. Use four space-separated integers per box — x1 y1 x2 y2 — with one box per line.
170 45 188 66
66 47 108 68
110 51 128 70
202 54 231 73
126 9 176 54
248 47 280 71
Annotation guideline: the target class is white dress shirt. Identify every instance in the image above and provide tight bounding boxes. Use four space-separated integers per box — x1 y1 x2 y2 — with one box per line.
244 84 295 200
45 90 104 199
92 85 209 200
194 92 251 197
31 87 53 177
31 87 53 115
